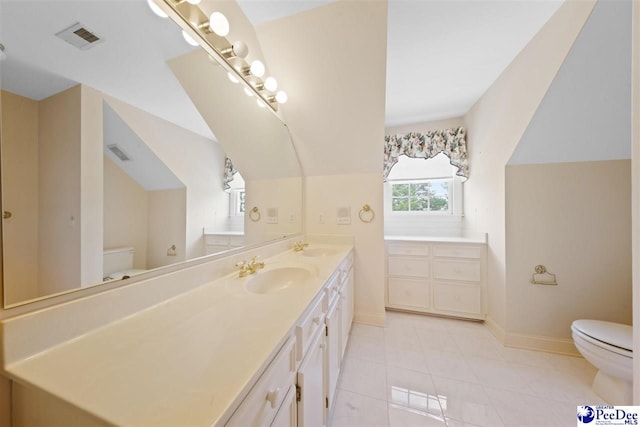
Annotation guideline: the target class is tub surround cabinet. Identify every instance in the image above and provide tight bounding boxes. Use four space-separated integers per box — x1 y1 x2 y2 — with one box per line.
1 239 354 427
204 231 245 255
386 237 487 320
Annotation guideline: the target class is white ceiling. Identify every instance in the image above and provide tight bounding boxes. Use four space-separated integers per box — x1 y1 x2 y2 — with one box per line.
0 0 564 134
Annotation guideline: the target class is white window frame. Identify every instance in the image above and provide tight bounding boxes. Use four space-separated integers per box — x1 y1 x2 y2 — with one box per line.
384 176 463 217
229 189 245 217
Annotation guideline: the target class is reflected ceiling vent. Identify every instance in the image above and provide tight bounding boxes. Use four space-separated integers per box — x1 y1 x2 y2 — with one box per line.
107 144 131 162
55 22 103 50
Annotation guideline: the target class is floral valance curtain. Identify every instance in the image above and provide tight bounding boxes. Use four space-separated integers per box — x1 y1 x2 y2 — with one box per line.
384 126 469 181
223 157 238 191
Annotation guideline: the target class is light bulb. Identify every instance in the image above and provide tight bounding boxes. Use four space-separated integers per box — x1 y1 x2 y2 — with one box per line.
209 12 229 37
231 41 248 58
250 60 265 78
257 99 266 108
186 0 201 4
264 77 278 92
182 30 199 47
275 91 288 104
244 87 254 97
147 0 168 18
227 72 239 84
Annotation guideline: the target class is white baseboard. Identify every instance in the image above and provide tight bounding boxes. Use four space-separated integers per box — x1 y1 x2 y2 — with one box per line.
354 311 386 327
484 316 506 343
504 331 580 356
483 317 580 356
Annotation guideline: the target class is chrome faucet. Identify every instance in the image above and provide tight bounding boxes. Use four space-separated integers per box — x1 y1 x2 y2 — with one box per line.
293 241 309 252
236 256 265 277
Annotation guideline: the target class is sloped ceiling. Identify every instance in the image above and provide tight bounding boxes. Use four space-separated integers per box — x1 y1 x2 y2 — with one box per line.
508 0 632 164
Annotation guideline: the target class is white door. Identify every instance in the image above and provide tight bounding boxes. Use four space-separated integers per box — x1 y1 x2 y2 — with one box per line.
271 385 296 427
297 329 325 427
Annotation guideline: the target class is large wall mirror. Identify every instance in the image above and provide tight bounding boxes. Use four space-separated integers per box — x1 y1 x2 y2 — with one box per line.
0 0 303 308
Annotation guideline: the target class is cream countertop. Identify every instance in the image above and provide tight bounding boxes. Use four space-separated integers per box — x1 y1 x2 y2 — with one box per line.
385 233 487 244
4 243 352 426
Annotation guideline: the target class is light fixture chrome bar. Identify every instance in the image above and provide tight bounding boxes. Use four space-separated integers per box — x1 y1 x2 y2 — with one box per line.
160 0 279 112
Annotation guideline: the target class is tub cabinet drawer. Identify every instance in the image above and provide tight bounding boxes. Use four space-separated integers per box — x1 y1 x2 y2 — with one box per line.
433 282 482 316
433 245 481 259
388 257 428 278
433 260 481 282
226 337 296 427
385 239 486 320
388 277 429 309
387 243 429 257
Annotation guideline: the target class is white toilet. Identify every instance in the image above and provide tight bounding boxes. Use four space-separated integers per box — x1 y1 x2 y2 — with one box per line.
103 247 146 281
571 319 633 405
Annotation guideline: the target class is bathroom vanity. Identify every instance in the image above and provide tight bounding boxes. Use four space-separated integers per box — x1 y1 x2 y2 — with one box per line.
1 238 353 427
385 235 487 320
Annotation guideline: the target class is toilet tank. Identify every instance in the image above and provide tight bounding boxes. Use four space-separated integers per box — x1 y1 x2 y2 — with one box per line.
103 247 134 276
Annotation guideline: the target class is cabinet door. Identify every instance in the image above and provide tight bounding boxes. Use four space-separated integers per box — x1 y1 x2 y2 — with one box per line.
297 330 325 427
271 385 296 427
339 283 350 359
325 300 341 414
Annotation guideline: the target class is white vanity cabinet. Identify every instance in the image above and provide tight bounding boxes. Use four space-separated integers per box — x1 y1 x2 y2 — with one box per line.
204 233 245 255
386 239 486 320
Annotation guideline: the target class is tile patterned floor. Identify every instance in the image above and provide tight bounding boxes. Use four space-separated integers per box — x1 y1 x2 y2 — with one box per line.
331 311 606 427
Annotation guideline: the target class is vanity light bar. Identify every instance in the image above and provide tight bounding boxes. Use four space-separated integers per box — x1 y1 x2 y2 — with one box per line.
159 0 282 113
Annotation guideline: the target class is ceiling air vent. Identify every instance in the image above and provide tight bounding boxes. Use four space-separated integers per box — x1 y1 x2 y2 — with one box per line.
107 145 131 162
55 22 103 50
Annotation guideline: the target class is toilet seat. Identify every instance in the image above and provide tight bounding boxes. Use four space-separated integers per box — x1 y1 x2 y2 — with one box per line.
572 320 632 358
108 269 147 280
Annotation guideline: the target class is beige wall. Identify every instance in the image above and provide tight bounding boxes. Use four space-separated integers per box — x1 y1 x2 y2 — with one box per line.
632 0 639 405
103 156 148 271
462 0 596 334
38 86 83 297
79 85 104 287
103 96 228 262
146 189 186 269
506 160 632 352
1 91 39 305
244 177 302 246
256 1 388 326
305 174 386 325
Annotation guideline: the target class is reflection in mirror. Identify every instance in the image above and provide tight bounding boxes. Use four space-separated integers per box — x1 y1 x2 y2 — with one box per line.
0 0 302 307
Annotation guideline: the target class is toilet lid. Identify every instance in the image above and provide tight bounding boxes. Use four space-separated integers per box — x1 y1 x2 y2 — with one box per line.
572 320 633 352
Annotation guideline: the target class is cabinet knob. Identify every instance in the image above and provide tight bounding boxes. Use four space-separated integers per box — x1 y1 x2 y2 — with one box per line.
266 387 281 409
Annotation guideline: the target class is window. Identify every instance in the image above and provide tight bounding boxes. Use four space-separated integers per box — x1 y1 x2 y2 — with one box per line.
384 153 463 216
391 179 450 213
230 189 245 216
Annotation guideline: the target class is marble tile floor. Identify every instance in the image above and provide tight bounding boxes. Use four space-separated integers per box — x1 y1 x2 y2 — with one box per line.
331 310 606 427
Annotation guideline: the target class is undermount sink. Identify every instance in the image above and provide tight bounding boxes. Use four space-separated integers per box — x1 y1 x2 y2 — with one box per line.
302 247 338 257
245 267 312 294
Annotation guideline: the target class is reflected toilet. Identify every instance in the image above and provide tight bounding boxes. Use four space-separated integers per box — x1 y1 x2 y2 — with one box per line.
103 247 146 280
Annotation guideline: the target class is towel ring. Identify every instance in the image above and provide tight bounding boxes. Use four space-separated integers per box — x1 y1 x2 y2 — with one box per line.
359 204 375 223
249 206 261 222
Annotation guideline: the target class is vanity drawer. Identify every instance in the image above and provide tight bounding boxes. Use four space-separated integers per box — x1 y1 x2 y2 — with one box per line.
226 336 296 427
388 277 429 309
388 256 429 278
229 236 245 247
387 243 429 257
433 245 482 259
325 272 341 307
433 282 481 315
295 293 325 361
433 259 481 282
